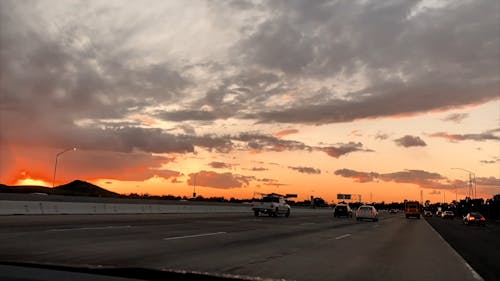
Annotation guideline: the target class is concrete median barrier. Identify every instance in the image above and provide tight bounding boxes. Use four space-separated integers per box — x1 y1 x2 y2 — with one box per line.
0 200 333 215
0 200 254 215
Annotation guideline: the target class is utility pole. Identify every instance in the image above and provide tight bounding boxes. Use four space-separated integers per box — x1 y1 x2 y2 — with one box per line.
452 168 476 199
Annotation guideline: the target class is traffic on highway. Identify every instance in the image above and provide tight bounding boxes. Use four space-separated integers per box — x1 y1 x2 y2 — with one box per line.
1 198 499 281
2 0 499 281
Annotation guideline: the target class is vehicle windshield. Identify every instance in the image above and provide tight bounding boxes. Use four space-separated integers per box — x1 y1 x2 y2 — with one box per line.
1 1 499 281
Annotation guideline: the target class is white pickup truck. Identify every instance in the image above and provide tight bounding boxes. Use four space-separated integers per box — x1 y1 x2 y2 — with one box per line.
251 193 291 217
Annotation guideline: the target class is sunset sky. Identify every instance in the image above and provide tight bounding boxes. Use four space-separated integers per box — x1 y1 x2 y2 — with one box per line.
1 0 499 203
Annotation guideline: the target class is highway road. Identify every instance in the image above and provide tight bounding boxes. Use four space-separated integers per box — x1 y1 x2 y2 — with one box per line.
426 216 500 281
0 211 485 281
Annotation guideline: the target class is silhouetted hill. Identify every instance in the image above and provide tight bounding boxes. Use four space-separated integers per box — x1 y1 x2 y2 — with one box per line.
0 180 118 197
0 184 54 194
54 180 119 197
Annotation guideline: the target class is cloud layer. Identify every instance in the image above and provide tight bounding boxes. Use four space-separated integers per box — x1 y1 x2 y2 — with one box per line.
188 171 250 189
335 168 448 189
394 135 427 147
335 168 500 191
289 166 321 175
1 0 498 188
429 129 500 142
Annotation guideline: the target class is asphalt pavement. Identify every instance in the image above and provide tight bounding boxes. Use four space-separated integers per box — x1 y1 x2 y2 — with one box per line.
0 211 486 281
426 216 500 281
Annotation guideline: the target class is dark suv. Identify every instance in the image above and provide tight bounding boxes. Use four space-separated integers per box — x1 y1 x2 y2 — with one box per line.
333 204 352 218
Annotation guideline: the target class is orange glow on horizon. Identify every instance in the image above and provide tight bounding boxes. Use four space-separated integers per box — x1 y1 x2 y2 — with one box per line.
16 177 51 187
10 170 53 187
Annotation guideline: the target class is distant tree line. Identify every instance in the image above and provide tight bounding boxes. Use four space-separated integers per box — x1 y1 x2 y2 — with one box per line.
423 195 500 220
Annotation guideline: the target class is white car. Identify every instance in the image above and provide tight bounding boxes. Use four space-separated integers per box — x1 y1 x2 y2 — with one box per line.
251 194 291 217
441 210 454 219
356 205 378 221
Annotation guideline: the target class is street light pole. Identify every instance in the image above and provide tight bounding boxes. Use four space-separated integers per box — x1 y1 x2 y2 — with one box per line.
451 168 476 199
192 173 197 199
52 147 76 187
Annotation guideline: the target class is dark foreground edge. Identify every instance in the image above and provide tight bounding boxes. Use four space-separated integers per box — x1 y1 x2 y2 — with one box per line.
0 261 287 281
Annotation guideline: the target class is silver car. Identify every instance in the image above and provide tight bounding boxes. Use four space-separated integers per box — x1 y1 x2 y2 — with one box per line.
356 205 378 221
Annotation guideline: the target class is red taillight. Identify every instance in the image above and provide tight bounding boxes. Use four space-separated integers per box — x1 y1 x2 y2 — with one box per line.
480 217 485 221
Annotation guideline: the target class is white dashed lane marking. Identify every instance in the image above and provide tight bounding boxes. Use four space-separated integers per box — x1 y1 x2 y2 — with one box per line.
163 232 227 241
335 234 352 240
47 225 132 232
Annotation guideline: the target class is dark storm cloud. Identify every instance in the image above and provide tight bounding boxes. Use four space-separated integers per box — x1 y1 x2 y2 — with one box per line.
238 19 315 75
247 82 498 124
2 0 499 186
0 4 189 119
288 166 321 175
0 1 196 165
394 135 427 147
2 0 498 134
234 0 499 124
1 112 234 154
335 168 450 189
184 70 289 121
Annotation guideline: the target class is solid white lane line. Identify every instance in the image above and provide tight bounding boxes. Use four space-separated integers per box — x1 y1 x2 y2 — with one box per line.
335 233 351 240
163 231 227 241
424 219 484 281
47 225 132 232
464 262 483 281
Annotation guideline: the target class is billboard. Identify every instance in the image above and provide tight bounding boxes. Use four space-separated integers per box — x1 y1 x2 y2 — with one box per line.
337 194 352 200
